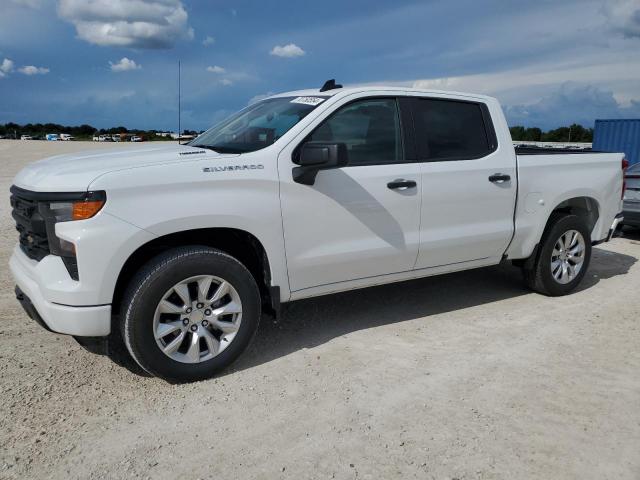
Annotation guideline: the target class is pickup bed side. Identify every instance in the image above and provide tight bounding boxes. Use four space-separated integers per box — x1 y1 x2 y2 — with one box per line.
506 152 624 260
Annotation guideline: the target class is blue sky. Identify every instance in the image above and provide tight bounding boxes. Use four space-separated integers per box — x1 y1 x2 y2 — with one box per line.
1 0 639 131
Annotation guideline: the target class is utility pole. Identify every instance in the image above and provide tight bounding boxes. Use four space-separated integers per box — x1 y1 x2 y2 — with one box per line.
178 60 181 145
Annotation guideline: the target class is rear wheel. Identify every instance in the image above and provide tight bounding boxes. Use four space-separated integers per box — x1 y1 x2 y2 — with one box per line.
121 246 261 382
523 214 592 296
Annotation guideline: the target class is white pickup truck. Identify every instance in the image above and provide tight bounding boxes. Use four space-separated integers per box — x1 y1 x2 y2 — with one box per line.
10 81 626 382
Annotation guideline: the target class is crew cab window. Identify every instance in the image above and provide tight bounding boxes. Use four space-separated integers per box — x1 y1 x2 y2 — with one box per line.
308 98 403 166
413 98 494 161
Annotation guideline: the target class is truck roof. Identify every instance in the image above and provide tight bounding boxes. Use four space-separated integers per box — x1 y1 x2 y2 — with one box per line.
268 85 496 103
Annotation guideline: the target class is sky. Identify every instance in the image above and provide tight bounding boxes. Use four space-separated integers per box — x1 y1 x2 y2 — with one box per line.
1 0 639 131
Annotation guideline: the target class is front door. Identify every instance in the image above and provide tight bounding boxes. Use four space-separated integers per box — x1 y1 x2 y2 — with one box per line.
278 96 421 292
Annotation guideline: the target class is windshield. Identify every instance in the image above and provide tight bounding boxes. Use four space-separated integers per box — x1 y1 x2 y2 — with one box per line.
190 96 328 153
628 162 640 174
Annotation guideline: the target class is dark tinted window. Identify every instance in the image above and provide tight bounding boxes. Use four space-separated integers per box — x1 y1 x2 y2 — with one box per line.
308 98 402 165
413 99 492 161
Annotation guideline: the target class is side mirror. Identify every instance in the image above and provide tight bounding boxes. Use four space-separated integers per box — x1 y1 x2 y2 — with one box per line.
293 142 348 185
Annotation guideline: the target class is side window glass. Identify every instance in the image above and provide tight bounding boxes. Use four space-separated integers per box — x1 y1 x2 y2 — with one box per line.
413 99 492 161
309 98 403 166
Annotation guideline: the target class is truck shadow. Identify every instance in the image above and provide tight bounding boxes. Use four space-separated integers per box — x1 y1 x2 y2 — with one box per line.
80 245 637 379
230 246 637 375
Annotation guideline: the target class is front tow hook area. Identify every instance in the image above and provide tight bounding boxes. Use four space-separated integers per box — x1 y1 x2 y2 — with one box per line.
14 286 53 332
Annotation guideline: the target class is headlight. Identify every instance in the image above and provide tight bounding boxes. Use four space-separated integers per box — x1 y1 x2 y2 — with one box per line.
38 191 106 279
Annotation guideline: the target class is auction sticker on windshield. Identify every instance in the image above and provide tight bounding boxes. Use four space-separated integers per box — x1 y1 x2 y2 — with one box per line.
290 97 326 106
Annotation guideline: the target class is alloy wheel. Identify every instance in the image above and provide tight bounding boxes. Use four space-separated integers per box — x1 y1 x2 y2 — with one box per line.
550 229 586 284
152 275 242 363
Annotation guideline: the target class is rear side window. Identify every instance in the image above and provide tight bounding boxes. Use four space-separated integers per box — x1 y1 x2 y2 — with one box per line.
412 98 495 161
307 98 403 166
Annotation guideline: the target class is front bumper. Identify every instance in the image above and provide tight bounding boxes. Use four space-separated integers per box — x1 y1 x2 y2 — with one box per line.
10 248 111 336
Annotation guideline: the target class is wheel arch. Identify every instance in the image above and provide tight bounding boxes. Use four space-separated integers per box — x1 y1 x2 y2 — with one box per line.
511 195 600 266
547 195 600 236
111 227 278 318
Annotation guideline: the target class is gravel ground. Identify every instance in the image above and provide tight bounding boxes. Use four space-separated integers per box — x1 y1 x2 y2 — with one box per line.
1 139 639 480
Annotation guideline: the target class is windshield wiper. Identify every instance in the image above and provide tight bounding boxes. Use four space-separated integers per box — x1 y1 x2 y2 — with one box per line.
191 144 220 152
191 144 247 154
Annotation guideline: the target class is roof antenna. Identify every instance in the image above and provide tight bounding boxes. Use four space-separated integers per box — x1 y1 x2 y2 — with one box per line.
320 78 342 92
178 60 181 145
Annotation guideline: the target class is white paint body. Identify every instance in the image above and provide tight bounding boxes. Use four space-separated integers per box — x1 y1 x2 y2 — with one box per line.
9 87 624 336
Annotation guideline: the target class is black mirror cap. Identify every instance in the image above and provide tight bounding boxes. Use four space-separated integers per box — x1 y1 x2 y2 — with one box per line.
293 142 348 185
298 142 348 168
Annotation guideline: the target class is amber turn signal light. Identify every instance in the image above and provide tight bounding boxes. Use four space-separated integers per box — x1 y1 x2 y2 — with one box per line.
72 200 105 220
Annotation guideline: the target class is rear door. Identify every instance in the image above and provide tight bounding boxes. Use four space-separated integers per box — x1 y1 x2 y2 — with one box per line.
410 96 517 269
278 95 422 292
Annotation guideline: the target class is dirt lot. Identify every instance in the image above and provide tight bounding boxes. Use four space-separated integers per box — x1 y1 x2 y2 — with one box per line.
1 139 639 479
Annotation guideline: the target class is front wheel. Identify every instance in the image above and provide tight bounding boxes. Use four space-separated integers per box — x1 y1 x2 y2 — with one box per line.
523 214 592 296
121 246 261 382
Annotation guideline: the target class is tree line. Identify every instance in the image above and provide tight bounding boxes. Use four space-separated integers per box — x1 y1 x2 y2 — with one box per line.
1 121 593 143
509 124 593 143
0 122 201 140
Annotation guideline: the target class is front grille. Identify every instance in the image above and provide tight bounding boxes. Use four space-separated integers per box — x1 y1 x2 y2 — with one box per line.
10 190 50 261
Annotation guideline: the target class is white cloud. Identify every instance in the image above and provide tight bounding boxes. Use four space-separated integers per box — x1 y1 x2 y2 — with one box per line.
220 78 233 86
406 56 640 108
504 83 640 128
18 65 49 75
206 65 225 74
363 46 640 130
202 35 215 46
57 0 194 49
604 0 640 38
110 57 141 72
1 58 14 75
269 43 305 58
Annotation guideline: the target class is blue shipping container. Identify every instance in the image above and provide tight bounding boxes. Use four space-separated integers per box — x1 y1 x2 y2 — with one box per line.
593 119 640 167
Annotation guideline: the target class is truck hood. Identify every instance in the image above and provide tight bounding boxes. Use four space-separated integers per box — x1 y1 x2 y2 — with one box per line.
12 144 233 192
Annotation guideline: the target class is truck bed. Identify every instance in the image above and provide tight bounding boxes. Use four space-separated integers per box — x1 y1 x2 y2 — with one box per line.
515 146 600 155
506 149 624 260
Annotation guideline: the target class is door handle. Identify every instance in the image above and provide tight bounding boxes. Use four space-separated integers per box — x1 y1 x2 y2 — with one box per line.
387 179 417 190
488 173 511 184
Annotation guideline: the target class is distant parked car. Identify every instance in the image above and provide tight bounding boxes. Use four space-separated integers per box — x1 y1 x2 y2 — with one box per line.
20 135 32 140
111 135 121 142
130 135 143 142
59 134 74 141
45 134 59 141
623 162 640 229
92 135 100 141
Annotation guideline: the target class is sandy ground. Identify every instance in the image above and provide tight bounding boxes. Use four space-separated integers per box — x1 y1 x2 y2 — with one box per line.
0 139 639 480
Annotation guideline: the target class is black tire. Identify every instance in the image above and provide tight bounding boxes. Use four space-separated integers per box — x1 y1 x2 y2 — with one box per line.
523 214 592 296
121 246 261 382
